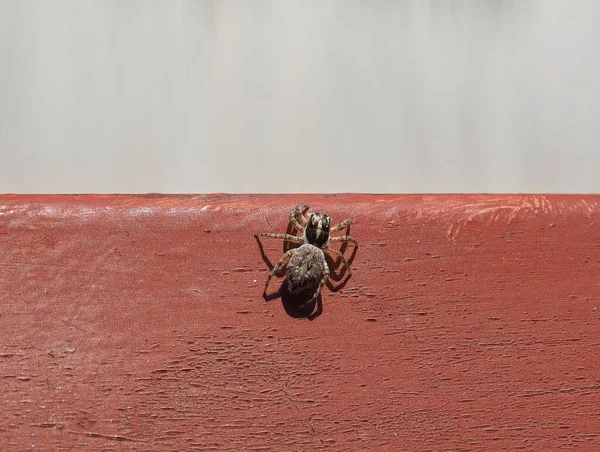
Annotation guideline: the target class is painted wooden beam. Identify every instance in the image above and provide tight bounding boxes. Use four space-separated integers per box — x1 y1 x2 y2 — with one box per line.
1 194 599 450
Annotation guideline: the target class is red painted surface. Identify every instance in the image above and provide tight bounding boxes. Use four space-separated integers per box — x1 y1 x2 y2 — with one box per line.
1 194 600 450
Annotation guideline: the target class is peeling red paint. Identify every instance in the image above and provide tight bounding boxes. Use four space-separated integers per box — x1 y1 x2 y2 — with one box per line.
1 194 600 450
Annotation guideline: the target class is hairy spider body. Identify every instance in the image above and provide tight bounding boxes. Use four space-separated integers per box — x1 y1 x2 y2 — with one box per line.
254 204 358 307
286 244 328 295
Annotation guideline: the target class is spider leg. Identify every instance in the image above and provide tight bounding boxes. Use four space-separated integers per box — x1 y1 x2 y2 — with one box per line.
263 248 297 295
254 233 304 243
306 262 330 306
329 235 359 248
324 246 351 275
330 218 352 232
289 204 309 231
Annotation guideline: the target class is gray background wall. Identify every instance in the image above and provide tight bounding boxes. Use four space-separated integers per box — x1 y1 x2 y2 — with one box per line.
0 1 598 193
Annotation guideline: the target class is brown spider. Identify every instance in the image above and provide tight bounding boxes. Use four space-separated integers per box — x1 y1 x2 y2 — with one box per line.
254 203 358 306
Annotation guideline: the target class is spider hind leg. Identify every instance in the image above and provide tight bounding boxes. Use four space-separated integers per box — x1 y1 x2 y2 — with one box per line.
263 248 297 296
329 235 358 247
324 246 352 276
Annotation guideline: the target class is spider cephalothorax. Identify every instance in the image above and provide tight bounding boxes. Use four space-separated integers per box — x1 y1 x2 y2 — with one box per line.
254 203 358 308
304 212 331 248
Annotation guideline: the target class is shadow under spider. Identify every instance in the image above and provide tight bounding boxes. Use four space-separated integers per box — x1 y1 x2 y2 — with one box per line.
255 222 357 320
265 280 323 320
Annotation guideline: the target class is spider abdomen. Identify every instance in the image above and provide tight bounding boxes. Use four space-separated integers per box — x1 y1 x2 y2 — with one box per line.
286 244 328 295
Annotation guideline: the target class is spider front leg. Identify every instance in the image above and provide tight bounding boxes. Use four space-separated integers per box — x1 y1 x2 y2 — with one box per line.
254 233 304 244
289 204 309 231
263 248 297 296
330 218 352 232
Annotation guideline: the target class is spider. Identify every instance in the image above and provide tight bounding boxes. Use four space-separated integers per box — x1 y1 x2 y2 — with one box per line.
254 203 358 307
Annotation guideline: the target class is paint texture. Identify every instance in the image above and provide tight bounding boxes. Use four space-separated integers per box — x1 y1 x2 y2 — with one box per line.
1 194 599 449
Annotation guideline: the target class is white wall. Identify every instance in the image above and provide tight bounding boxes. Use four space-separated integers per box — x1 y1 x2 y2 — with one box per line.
1 1 598 193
